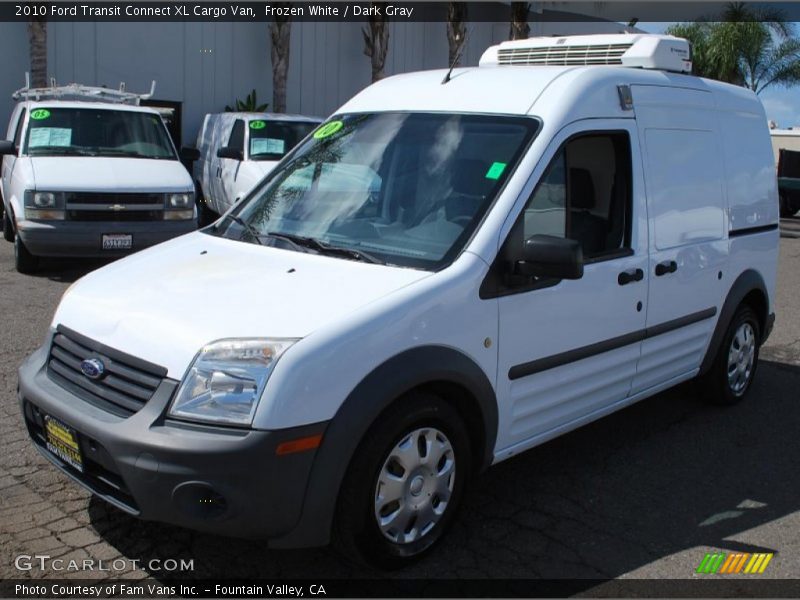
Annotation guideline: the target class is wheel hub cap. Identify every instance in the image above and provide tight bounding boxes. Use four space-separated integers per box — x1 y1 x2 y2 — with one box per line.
374 427 456 544
409 475 425 496
727 322 756 396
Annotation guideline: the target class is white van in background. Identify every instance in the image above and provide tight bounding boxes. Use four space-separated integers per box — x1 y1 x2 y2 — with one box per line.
193 112 322 220
0 82 198 273
20 34 778 568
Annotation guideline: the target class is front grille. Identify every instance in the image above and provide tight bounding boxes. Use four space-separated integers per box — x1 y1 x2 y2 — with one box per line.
66 192 164 206
47 326 167 417
65 192 164 222
497 43 633 66
67 210 162 222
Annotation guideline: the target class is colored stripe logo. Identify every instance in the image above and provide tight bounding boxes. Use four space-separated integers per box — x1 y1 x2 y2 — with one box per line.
696 552 773 574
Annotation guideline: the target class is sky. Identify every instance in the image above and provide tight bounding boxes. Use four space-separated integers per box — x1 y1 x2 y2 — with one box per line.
638 21 800 128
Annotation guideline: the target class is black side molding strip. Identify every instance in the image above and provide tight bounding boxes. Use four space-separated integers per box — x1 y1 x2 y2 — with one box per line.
729 223 779 238
508 307 717 380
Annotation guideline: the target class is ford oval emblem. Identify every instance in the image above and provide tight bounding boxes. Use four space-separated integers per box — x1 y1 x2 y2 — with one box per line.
80 358 105 380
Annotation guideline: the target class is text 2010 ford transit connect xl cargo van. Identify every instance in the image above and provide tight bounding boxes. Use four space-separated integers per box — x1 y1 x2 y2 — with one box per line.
18 35 779 567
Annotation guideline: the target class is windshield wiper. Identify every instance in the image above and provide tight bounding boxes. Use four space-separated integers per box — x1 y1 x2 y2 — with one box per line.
96 149 153 159
29 146 96 156
266 232 384 264
221 214 264 245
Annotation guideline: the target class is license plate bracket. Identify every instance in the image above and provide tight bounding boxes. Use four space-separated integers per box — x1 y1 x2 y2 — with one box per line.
44 414 84 472
102 233 132 250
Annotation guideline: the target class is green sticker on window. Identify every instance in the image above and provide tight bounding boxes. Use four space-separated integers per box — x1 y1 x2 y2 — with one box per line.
249 120 266 130
485 162 507 180
30 109 50 120
313 120 344 140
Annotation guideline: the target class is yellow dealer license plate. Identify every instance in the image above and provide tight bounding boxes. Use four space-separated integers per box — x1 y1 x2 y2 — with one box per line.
44 415 83 473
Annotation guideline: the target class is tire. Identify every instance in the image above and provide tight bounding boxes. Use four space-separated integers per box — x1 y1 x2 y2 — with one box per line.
780 194 799 218
14 234 38 274
332 392 471 569
3 207 14 242
698 305 760 406
195 183 217 229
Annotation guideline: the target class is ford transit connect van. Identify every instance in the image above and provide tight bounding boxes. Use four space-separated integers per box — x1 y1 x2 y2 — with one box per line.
193 112 322 221
0 82 197 273
18 35 779 567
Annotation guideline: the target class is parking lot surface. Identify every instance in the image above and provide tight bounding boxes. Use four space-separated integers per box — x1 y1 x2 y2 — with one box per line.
1 235 799 584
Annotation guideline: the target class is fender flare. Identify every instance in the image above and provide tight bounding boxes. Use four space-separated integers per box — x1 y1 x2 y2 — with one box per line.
269 345 498 548
699 269 769 375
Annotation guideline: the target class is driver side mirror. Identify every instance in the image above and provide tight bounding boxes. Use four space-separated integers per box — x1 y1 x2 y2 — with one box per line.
217 146 243 161
180 146 200 162
0 140 16 156
514 234 583 280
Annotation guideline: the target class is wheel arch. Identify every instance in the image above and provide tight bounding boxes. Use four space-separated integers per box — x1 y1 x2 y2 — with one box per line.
699 269 769 375
268 345 498 549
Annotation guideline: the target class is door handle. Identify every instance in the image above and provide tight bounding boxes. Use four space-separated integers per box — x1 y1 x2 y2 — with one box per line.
655 260 678 276
618 268 644 286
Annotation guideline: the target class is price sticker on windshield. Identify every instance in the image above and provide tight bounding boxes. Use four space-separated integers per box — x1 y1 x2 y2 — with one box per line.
250 120 266 130
485 162 507 180
31 109 51 120
314 120 344 140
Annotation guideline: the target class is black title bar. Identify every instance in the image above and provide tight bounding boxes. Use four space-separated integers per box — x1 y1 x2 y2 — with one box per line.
2 1 800 22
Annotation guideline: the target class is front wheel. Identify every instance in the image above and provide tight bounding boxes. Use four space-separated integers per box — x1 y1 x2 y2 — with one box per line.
332 392 471 569
14 234 38 274
698 305 760 405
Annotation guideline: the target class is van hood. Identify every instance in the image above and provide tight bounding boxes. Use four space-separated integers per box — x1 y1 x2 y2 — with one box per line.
53 232 430 378
29 157 192 192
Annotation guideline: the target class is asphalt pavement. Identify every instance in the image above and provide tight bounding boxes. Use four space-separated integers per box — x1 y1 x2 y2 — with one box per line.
0 234 799 589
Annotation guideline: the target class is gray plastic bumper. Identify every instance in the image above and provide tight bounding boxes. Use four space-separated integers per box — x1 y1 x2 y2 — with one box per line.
18 345 326 541
17 219 197 257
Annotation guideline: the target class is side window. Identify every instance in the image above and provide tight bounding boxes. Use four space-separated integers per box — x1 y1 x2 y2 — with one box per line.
514 131 631 260
13 109 26 150
228 120 245 153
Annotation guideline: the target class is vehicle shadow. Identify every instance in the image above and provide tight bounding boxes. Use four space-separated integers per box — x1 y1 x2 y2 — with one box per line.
86 360 800 585
27 257 113 283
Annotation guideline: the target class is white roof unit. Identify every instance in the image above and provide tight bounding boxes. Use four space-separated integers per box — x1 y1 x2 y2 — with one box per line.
479 34 692 74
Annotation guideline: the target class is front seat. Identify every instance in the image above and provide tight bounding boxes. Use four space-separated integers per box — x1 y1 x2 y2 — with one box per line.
568 167 607 255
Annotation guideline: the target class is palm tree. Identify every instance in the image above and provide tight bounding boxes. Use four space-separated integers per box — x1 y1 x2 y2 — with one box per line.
270 3 292 113
510 2 531 40
667 3 800 94
735 22 800 94
446 2 467 67
362 2 390 82
28 15 47 88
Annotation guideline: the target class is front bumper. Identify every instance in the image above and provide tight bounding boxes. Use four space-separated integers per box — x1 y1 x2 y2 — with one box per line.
17 219 197 258
18 344 325 540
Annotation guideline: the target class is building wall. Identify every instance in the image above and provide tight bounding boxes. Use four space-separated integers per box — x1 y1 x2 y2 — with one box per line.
0 16 627 145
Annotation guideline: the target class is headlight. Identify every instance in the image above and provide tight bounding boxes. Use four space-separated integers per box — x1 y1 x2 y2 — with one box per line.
24 190 65 220
169 338 296 426
164 192 195 220
166 193 192 208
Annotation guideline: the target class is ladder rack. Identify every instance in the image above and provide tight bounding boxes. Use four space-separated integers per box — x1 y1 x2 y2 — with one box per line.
12 73 156 105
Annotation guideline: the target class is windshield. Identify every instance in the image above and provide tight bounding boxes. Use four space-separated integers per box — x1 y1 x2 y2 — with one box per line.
248 120 319 161
24 107 176 159
210 112 537 269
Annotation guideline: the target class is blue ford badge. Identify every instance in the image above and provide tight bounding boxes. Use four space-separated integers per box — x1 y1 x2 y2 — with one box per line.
80 358 105 380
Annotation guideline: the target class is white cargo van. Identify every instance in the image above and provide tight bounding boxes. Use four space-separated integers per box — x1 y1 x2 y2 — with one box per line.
0 82 198 273
19 35 778 567
193 112 321 220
